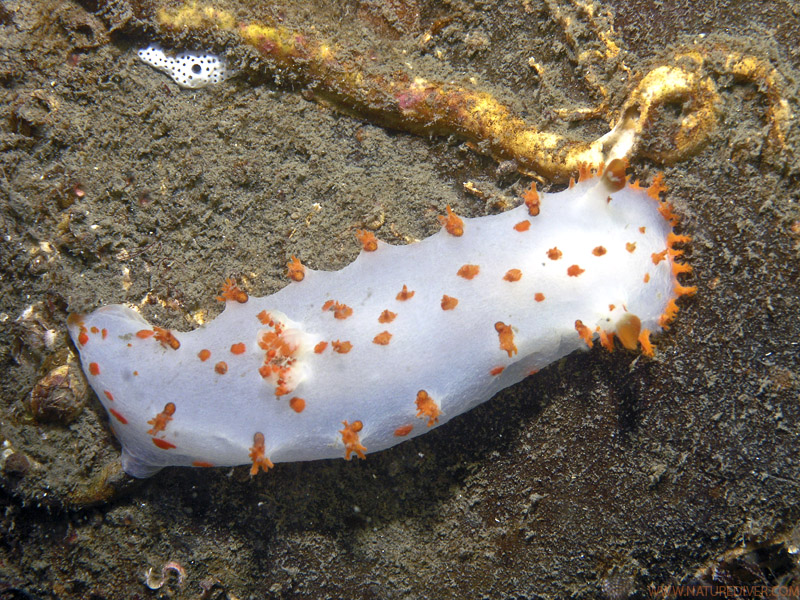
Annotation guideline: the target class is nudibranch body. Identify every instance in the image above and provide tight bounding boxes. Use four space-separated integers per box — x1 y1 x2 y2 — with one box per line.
68 163 693 478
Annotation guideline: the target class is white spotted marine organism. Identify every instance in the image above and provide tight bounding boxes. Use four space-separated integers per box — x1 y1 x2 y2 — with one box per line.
137 44 229 89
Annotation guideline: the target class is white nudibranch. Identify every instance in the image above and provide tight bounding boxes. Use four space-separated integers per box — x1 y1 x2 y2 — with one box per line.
137 45 229 89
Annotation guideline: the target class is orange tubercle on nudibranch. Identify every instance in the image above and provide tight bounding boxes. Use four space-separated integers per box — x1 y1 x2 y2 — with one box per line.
415 390 441 426
249 432 274 475
522 184 540 216
217 278 248 303
440 295 458 310
373 331 392 345
439 205 464 236
396 284 415 301
495 321 518 357
147 402 176 436
340 420 366 459
355 229 378 251
547 247 562 260
503 269 522 282
153 327 180 350
457 264 480 279
567 265 585 277
332 340 353 354
378 309 397 323
287 256 305 282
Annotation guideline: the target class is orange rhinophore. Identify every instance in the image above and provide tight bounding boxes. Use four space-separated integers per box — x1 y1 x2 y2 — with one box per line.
602 158 628 192
522 184 540 216
89 362 100 376
438 205 464 236
597 328 615 352
198 349 211 361
567 265 585 277
615 313 642 351
355 229 378 251
136 329 155 339
394 424 413 437
534 292 545 302
378 309 397 323
514 220 531 232
216 278 248 303
322 300 353 320
249 432 274 475
314 341 328 354
215 361 228 374
457 264 480 279
230 342 246 355
396 284 415 301
495 322 518 357
340 420 367 460
147 402 176 436
547 247 562 260
332 340 353 354
574 320 593 348
415 390 441 426
287 256 305 282
289 397 305 413
373 331 392 345
626 242 637 253
503 269 522 282
592 246 607 256
153 327 180 350
440 295 458 310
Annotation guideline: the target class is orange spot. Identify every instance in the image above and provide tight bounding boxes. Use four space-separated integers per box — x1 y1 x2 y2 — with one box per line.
287 256 305 282
567 265 585 277
639 329 654 357
136 329 155 339
574 320 593 348
440 295 458 310
457 264 480 279
101 328 108 339
215 361 228 374
396 284 415 301
90 326 99 334
522 184 540 216
289 397 306 413
340 420 367 460
230 342 246 355
438 205 464 236
495 322 518 357
109 408 128 424
152 438 176 450
332 340 352 354
626 242 637 253
89 362 100 376
103 390 114 402
78 330 89 346
415 390 441 426
609 304 616 311
616 313 642 351
249 432 274 475
592 246 607 256
514 220 531 232
651 250 668 264
534 293 545 302
603 158 628 191
373 331 392 345
198 349 211 361
323 300 353 320
639 226 647 234
597 329 615 352
257 310 273 325
546 247 562 260
192 461 214 468
643 272 651 283
378 309 397 323
394 424 414 437
216 278 248 303
355 229 378 251
133 371 139 376
314 341 328 354
503 269 522 282
153 327 180 350
489 366 504 376
147 402 176 436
